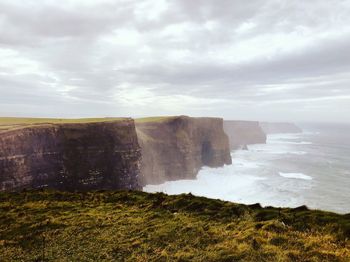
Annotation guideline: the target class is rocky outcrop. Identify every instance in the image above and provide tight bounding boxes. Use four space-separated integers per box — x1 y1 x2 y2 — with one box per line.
260 122 302 134
136 116 232 185
0 119 141 191
224 121 267 150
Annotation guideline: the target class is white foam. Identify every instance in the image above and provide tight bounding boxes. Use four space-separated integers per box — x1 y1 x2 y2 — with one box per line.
143 165 266 204
268 133 301 140
290 151 307 155
232 158 261 168
279 172 312 180
268 140 312 145
291 141 312 145
248 144 307 155
267 133 312 146
143 167 309 208
143 131 314 209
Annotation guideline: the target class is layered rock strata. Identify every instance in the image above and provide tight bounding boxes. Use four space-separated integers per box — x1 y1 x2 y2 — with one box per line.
0 119 141 191
136 116 232 185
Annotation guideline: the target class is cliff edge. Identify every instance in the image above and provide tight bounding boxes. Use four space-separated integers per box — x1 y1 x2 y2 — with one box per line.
224 120 267 150
136 116 232 185
0 118 141 191
1 190 349 261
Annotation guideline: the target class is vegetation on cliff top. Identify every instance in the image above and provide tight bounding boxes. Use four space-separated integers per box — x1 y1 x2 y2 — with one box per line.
0 190 349 261
135 116 177 123
0 117 128 132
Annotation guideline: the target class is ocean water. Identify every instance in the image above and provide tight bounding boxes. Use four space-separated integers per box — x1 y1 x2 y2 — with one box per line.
144 123 350 214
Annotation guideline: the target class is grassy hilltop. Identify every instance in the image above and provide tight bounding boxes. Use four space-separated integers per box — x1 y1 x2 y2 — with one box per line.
0 117 126 132
0 190 349 261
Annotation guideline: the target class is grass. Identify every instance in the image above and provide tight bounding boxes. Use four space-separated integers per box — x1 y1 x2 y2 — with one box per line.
135 116 178 123
0 117 127 132
0 190 349 261
0 116 180 132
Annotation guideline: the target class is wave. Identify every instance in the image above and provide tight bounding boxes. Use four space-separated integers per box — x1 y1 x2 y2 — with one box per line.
268 133 302 140
267 150 307 155
268 140 312 145
143 167 309 208
303 131 320 135
279 172 312 180
143 166 266 204
232 158 261 168
288 141 312 145
289 151 307 155
248 144 307 155
267 133 312 146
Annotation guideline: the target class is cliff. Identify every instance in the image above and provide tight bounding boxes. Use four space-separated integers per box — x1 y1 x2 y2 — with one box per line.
224 120 267 150
0 118 141 191
261 122 302 134
136 116 232 185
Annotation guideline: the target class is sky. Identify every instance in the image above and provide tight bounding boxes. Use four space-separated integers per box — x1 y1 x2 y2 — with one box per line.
1 0 350 123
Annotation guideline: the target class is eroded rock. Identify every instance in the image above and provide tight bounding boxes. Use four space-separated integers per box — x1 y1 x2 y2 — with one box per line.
136 116 232 185
0 119 141 191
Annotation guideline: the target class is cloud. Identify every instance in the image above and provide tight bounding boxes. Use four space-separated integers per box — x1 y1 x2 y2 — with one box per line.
0 0 350 122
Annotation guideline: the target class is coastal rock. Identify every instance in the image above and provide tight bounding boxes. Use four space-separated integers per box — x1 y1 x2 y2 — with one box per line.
0 119 141 191
136 116 232 185
224 120 267 150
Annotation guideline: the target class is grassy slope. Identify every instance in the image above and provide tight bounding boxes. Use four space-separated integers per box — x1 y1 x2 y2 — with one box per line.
0 117 127 132
0 191 349 261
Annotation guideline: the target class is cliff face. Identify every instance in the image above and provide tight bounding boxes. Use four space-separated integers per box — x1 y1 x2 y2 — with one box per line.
136 116 232 185
224 121 267 150
0 119 141 191
260 122 302 134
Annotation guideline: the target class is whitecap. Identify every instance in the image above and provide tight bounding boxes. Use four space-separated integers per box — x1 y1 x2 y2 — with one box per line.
248 144 307 155
232 158 261 168
267 140 312 145
268 133 301 140
289 151 307 155
279 172 312 180
268 150 307 155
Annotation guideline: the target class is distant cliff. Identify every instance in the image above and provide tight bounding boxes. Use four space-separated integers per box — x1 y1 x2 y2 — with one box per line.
136 116 232 185
260 122 302 134
0 118 141 191
224 120 267 150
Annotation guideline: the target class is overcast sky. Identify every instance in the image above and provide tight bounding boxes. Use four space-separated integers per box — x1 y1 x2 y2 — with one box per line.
1 0 350 122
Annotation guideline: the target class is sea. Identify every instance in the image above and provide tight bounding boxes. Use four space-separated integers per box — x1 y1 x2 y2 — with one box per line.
144 123 350 214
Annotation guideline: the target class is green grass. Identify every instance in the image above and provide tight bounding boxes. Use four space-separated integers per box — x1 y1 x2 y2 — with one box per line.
0 190 349 261
135 116 177 123
0 117 128 132
0 116 178 132
0 117 127 125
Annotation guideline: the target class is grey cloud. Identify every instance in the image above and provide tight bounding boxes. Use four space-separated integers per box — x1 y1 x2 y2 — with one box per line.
120 32 350 96
0 1 133 38
0 0 350 122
